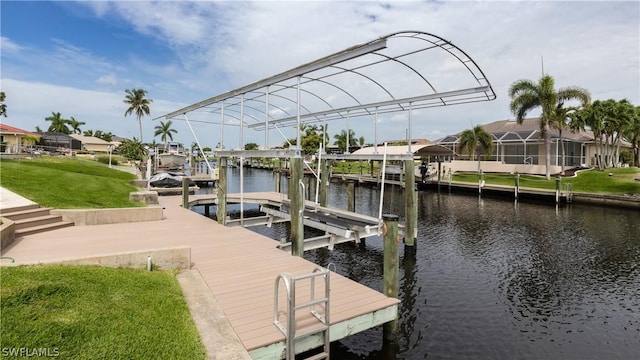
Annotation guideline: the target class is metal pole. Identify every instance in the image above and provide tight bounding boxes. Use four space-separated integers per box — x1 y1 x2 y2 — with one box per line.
382 213 399 343
183 114 214 172
346 111 350 154
296 76 301 155
265 86 269 149
240 156 244 227
408 102 413 154
221 101 225 150
378 142 388 223
374 107 379 154
240 95 244 150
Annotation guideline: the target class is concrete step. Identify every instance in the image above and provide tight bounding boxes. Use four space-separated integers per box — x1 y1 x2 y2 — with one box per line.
14 215 66 230
1 207 53 221
15 221 75 237
0 204 41 217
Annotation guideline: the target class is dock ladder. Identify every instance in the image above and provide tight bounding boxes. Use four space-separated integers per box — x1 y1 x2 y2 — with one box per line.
274 266 331 359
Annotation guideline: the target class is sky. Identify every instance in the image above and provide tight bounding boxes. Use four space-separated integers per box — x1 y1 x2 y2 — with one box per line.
1 0 639 150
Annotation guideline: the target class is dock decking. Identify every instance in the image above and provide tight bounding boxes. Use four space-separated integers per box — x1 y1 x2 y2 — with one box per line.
1 195 399 359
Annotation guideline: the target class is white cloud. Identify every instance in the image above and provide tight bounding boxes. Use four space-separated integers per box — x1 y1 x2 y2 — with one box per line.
3 1 638 147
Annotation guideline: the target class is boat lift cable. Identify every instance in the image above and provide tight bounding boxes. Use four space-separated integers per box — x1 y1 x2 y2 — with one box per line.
183 114 214 173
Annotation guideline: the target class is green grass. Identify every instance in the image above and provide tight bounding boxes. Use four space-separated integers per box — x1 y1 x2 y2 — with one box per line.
0 157 142 208
0 265 206 360
452 167 640 195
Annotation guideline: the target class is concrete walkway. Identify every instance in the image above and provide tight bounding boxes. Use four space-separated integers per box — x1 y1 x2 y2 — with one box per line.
0 187 36 210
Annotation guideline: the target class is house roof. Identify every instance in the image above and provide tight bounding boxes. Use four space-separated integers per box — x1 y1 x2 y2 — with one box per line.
353 144 456 157
69 134 110 145
440 117 596 144
0 123 40 136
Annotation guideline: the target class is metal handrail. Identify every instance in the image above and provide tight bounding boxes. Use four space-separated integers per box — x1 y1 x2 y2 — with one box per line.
273 266 331 359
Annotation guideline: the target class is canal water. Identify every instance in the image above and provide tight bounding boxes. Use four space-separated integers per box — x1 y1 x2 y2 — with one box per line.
194 167 640 359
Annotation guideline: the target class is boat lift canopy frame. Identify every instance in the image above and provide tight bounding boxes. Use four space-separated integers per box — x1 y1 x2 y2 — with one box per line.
157 30 496 157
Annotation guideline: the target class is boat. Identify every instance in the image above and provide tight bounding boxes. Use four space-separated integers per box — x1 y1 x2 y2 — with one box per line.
158 142 187 170
149 171 195 188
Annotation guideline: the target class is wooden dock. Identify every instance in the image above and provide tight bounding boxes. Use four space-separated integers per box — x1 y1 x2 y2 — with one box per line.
1 195 399 359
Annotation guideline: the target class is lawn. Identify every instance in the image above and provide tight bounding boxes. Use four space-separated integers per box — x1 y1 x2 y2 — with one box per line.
452 167 640 195
0 157 143 208
0 265 206 360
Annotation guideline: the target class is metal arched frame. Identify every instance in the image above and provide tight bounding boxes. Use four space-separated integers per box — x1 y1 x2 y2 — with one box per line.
157 30 496 160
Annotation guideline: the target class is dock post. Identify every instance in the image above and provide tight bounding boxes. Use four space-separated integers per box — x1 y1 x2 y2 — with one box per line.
217 157 227 225
347 180 356 212
555 176 561 204
182 177 190 209
319 159 329 207
274 170 281 193
404 159 417 257
515 172 520 199
290 156 304 257
382 214 399 342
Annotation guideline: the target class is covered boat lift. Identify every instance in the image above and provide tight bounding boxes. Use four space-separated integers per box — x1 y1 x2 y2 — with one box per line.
158 30 495 257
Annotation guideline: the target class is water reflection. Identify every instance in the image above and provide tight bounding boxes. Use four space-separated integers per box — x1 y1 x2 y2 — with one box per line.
194 169 640 359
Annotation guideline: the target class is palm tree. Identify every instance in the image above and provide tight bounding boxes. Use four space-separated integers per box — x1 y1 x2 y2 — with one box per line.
153 120 177 149
552 103 579 174
509 74 590 179
68 117 86 134
45 112 71 134
0 91 7 117
334 129 357 153
458 125 493 174
35 126 43 133
124 89 152 142
83 129 94 136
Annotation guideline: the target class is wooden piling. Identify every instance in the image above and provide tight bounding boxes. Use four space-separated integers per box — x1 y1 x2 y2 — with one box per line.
274 170 281 193
290 157 304 257
217 157 227 225
515 172 520 199
403 159 417 257
382 214 399 342
555 176 561 204
319 159 329 207
182 177 190 209
347 180 356 212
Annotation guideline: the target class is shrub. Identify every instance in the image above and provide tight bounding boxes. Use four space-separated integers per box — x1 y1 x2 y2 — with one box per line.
96 155 118 166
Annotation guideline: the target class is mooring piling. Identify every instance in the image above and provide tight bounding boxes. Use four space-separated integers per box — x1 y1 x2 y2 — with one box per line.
290 156 304 257
217 157 227 225
382 213 400 343
403 159 417 257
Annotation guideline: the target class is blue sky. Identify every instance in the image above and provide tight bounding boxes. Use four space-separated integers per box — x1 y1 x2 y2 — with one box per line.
2 1 639 149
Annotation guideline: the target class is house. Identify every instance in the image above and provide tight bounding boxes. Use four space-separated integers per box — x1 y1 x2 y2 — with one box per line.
0 123 40 153
69 134 113 153
436 117 631 175
38 132 82 153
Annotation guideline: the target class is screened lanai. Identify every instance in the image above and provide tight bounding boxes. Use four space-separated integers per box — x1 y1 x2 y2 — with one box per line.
436 118 596 167
158 31 496 162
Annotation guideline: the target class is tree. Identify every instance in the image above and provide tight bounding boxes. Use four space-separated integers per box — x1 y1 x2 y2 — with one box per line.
45 112 71 134
117 138 145 161
0 91 7 117
552 103 579 174
83 129 94 136
334 129 357 153
35 126 43 133
124 89 152 142
244 142 259 150
458 125 493 174
623 105 640 167
68 117 86 134
509 74 590 179
153 120 177 149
